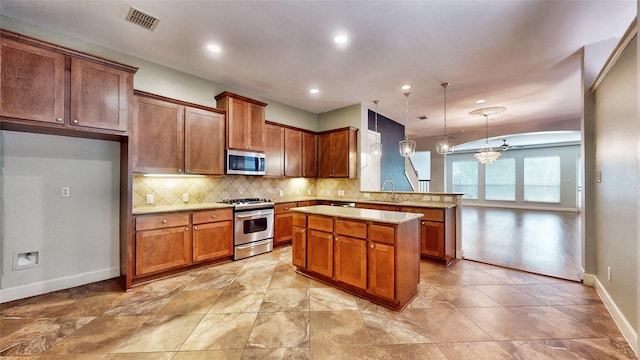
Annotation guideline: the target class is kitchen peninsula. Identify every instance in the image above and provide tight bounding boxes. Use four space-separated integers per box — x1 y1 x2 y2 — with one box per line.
291 205 423 311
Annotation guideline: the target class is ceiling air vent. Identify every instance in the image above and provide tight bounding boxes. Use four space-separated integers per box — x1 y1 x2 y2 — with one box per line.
125 7 159 31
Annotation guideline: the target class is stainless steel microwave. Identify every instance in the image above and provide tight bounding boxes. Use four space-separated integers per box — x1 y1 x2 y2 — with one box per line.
226 150 266 175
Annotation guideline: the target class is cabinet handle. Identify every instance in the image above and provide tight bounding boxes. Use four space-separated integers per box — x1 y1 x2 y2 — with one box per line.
186 169 190 173
72 119 79 124
370 244 375 249
185 227 189 231
301 229 305 233
56 117 63 122
194 226 198 230
212 215 216 219
421 221 425 225
285 207 289 210
162 219 167 224
335 237 339 242
327 235 332 239
178 169 182 173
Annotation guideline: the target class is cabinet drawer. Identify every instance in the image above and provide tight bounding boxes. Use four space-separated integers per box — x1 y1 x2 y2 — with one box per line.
308 215 333 232
136 212 190 231
335 219 367 239
400 207 444 222
297 201 315 207
275 202 297 214
192 208 232 224
293 213 306 227
369 224 395 245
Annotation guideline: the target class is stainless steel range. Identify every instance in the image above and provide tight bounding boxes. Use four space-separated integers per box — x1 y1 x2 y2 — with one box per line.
220 198 275 260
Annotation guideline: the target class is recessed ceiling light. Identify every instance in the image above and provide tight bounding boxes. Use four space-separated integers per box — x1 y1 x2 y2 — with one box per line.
401 84 411 90
206 44 221 53
476 99 486 104
334 34 348 44
309 88 319 94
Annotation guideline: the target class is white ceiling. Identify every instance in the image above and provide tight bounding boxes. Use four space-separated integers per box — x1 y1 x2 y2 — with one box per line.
0 1 635 139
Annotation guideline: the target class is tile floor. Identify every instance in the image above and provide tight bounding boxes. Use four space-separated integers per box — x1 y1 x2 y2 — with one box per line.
0 246 636 359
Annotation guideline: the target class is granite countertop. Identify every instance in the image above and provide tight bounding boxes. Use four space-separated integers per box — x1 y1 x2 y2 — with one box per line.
133 202 233 215
274 197 456 209
291 205 423 224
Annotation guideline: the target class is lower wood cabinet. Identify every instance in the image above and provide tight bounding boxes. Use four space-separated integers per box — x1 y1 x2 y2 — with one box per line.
274 202 297 245
134 208 233 280
400 206 456 265
293 211 420 310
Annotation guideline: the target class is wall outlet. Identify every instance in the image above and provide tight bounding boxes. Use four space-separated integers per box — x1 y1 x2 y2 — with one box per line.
182 193 189 202
60 187 71 198
337 190 344 196
607 266 611 281
279 190 284 197
363 193 371 198
296 189 300 195
422 195 431 201
307 189 312 195
145 194 154 204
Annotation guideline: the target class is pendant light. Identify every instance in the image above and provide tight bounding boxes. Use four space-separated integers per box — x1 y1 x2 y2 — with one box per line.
399 92 416 157
469 106 506 165
436 82 454 154
370 100 382 158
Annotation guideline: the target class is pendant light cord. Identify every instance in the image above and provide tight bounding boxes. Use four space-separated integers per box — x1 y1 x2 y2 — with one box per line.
404 92 410 141
373 100 379 132
442 82 448 137
484 114 489 145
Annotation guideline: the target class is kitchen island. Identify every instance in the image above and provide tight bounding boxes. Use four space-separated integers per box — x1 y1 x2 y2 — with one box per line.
291 205 423 311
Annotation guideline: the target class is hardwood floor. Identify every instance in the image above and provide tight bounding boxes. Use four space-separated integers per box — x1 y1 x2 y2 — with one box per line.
461 206 582 282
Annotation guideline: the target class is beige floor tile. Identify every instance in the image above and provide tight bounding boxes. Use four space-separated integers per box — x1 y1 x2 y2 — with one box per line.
180 312 257 351
433 285 502 308
183 272 237 291
172 350 244 359
473 284 546 306
247 312 310 348
36 355 105 360
268 271 312 289
500 338 636 360
310 345 377 360
0 317 93 356
550 283 602 301
561 337 637 359
155 290 222 315
260 288 309 312
112 314 203 353
448 269 507 285
407 284 455 309
309 311 371 347
0 318 33 337
508 306 605 339
361 308 433 345
483 269 545 285
409 308 491 343
103 289 176 316
511 284 596 305
208 289 265 313
309 287 359 311
375 343 448 360
437 341 515 360
242 347 309 360
552 304 624 337
458 307 551 340
102 353 175 360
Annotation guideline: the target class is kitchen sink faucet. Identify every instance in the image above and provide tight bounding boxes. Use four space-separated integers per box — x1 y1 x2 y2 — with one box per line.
381 180 395 200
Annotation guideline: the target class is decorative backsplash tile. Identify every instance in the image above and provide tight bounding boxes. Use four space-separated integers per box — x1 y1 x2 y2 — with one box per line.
133 175 316 208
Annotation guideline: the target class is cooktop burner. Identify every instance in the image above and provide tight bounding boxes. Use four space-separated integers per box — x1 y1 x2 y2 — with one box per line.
220 198 275 210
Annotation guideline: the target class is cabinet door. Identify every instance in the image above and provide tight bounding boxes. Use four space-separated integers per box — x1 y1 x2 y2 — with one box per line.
0 37 65 124
292 226 307 268
330 130 350 177
334 235 367 288
132 96 184 173
265 124 284 176
307 229 333 277
248 102 265 152
135 226 190 276
302 132 317 178
274 212 293 244
284 128 302 177
193 220 233 262
317 133 332 177
368 242 395 300
226 97 248 150
185 107 225 175
70 57 130 132
421 220 445 258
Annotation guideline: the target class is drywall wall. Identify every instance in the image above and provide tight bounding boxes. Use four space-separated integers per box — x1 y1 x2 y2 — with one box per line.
594 36 637 330
1 131 121 301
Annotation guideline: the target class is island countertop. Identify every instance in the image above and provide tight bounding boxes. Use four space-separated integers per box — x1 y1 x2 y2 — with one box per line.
291 205 423 224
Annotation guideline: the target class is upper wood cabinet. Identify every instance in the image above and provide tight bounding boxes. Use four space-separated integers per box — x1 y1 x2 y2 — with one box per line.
318 127 358 178
284 128 303 177
0 30 136 135
215 91 267 152
302 132 317 178
265 123 285 177
264 122 306 178
133 91 225 175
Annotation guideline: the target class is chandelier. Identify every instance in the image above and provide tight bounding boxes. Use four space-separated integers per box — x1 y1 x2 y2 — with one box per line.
436 82 454 154
399 92 416 157
469 106 506 165
370 100 382 158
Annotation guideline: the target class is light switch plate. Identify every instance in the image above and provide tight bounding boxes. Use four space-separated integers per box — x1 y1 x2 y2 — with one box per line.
146 194 154 204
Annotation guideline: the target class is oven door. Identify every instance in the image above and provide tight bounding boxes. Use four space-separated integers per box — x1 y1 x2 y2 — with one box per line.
234 208 274 246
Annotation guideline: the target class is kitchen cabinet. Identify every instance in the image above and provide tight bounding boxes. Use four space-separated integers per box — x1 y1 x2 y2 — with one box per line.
355 203 400 212
292 206 421 310
274 202 297 245
400 206 456 265
1 30 135 135
192 208 233 262
134 212 191 276
215 91 267 152
302 132 317 178
284 128 302 177
265 124 284 176
318 127 358 178
133 91 225 175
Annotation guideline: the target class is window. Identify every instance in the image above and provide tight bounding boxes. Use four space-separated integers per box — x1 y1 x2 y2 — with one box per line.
485 158 516 201
524 156 561 202
452 161 478 199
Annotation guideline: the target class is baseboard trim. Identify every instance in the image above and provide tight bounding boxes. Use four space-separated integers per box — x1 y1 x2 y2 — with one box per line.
456 250 464 259
0 267 120 303
590 273 638 357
